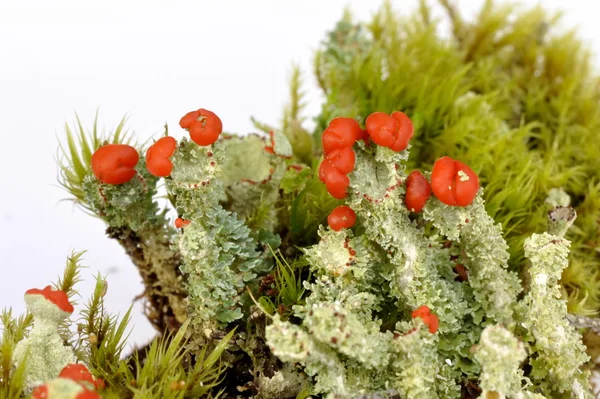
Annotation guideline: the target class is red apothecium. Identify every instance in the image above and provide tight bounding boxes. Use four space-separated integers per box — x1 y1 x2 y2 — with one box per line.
91 144 139 185
146 136 177 177
411 305 439 334
180 109 223 146
405 171 431 212
431 156 479 206
327 205 357 231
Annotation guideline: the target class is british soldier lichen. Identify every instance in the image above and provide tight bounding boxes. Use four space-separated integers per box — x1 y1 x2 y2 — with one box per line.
47 102 596 398
13 287 76 393
265 111 593 398
473 325 527 398
35 2 600 395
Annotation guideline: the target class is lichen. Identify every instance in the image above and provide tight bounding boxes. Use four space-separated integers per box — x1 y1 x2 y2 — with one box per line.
519 230 592 397
13 290 75 393
168 139 267 328
473 325 526 397
44 1 600 396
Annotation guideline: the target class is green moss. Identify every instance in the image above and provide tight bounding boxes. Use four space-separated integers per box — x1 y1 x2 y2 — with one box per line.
0 309 32 399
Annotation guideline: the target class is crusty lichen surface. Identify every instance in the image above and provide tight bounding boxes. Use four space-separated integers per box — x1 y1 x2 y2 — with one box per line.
13 291 75 393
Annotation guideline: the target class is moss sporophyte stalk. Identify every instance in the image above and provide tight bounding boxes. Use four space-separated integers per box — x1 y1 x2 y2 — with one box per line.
6 1 600 398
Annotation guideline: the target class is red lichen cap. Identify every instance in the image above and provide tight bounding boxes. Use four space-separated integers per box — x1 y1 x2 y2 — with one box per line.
59 363 103 389
146 136 177 177
389 111 414 152
365 111 415 152
327 205 357 231
324 147 356 175
365 112 396 148
91 144 139 185
174 217 190 229
411 305 439 334
183 108 223 146
321 117 360 153
431 156 479 207
323 168 350 199
405 171 431 213
411 305 431 319
25 286 74 313
179 110 201 129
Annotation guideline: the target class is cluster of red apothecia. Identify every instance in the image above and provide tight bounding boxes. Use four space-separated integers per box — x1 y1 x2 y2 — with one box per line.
90 109 223 185
90 109 478 232
320 112 480 232
402 155 479 212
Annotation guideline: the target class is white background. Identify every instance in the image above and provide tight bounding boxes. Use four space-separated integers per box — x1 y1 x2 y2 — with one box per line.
0 0 598 350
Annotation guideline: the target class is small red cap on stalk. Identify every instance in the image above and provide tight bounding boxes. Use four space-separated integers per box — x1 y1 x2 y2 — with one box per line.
321 117 361 153
146 136 177 177
324 147 356 175
431 156 479 207
365 111 414 152
181 109 223 146
59 363 104 390
31 385 49 399
91 144 139 185
327 205 357 231
405 171 431 212
174 218 190 228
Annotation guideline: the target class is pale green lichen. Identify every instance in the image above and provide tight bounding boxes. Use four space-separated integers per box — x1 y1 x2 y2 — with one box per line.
547 206 577 238
520 230 592 398
314 1 600 318
168 139 268 329
256 364 306 399
13 292 75 392
267 314 349 396
44 1 600 396
346 145 471 335
221 133 289 232
389 326 460 399
473 325 526 397
424 192 521 326
265 131 592 397
303 303 391 369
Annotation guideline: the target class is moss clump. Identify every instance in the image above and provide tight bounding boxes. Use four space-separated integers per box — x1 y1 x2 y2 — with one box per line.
313 0 600 315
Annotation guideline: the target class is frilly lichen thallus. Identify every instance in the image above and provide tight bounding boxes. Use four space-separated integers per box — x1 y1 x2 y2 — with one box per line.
167 139 267 329
266 138 593 398
54 108 595 397
13 288 75 393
